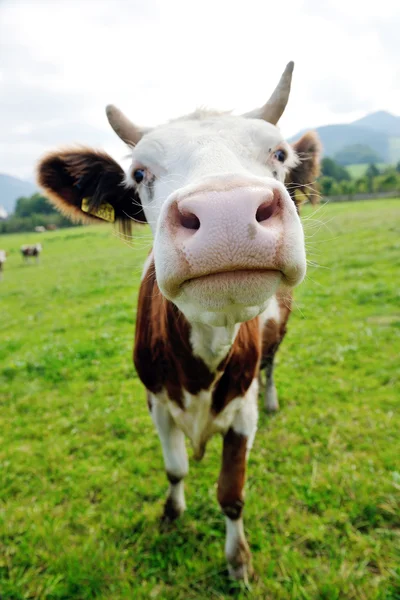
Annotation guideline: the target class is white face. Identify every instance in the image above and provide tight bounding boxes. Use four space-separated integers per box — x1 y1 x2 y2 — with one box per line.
126 113 306 326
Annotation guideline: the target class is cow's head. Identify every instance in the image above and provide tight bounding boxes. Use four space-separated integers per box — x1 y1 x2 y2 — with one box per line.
38 62 320 326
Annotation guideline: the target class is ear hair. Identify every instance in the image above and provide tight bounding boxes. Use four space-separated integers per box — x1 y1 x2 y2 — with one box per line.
286 132 321 209
37 147 146 236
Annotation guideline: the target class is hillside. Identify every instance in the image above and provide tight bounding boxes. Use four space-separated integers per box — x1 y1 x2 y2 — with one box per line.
0 173 37 215
290 111 400 164
352 110 400 136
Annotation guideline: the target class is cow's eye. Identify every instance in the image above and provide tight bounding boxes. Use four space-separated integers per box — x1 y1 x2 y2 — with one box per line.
133 169 145 184
274 149 286 163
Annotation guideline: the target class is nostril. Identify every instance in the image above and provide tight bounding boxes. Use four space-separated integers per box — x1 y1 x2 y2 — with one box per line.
256 191 279 223
179 210 200 230
256 201 275 223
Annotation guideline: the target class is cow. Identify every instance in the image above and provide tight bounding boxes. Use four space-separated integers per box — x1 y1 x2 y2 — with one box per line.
21 243 42 263
0 250 6 280
37 62 320 581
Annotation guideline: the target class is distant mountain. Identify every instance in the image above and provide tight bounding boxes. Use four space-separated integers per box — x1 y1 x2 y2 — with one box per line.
290 111 400 165
0 174 37 214
352 111 400 137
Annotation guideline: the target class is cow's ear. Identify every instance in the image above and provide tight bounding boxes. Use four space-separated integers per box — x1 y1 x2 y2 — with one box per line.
286 132 321 209
37 148 147 235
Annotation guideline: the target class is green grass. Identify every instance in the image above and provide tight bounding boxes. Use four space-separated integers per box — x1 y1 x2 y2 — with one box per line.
1 199 399 599
345 163 388 179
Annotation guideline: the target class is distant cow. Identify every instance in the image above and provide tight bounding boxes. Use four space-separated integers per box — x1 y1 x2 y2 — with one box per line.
34 226 46 233
37 62 320 581
21 243 42 263
0 250 6 280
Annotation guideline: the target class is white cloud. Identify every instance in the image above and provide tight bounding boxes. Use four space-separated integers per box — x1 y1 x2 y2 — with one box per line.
1 0 399 178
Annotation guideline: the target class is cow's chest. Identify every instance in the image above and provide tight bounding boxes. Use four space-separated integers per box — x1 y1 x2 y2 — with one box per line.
156 389 245 460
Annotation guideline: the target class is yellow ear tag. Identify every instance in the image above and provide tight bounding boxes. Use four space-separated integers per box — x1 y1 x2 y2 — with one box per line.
81 198 115 223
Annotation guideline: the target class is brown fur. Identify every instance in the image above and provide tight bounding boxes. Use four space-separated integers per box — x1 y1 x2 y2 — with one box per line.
134 264 214 408
134 263 262 411
261 290 292 369
217 428 248 519
21 246 41 257
212 321 261 414
37 148 147 235
287 131 321 207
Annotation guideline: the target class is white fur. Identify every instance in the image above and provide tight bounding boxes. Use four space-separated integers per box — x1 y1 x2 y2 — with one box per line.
259 294 281 328
21 243 42 253
259 295 282 412
169 480 186 513
149 314 260 578
265 383 279 412
225 517 246 560
21 243 42 263
124 100 307 581
125 112 306 326
151 376 258 577
231 379 259 454
151 377 259 461
151 398 188 480
141 250 154 281
225 517 251 581
190 321 240 370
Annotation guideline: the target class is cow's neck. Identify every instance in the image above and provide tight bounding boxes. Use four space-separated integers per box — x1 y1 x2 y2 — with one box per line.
135 264 261 412
189 321 241 372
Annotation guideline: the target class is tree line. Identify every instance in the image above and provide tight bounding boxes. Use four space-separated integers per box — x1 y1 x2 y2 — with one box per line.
0 194 77 234
320 159 400 197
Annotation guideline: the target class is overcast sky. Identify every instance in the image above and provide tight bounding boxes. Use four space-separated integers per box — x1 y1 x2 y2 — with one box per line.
1 0 399 179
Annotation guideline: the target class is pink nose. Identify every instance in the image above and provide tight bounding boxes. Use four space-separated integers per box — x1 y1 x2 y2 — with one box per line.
165 184 287 276
176 186 279 233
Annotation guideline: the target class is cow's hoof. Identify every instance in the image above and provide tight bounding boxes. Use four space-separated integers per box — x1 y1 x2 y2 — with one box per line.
227 561 254 584
227 538 253 583
160 496 184 525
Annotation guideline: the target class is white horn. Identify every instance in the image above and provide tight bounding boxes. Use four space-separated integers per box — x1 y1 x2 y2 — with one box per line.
244 61 294 125
106 104 144 146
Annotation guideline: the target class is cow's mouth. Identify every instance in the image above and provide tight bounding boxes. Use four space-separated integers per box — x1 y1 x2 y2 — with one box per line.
166 268 285 325
179 269 283 311
183 268 282 287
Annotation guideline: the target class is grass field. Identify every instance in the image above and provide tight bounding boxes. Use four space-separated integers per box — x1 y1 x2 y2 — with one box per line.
1 199 399 599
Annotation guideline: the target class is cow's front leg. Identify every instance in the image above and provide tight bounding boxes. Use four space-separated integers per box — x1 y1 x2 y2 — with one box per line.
264 352 279 412
150 395 188 522
217 381 258 581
